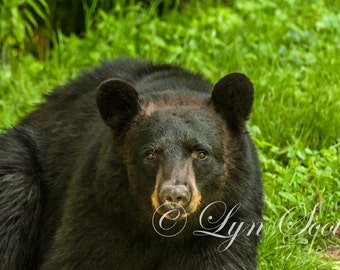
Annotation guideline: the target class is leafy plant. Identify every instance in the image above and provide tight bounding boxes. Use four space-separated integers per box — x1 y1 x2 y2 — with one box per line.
0 0 50 63
0 0 339 268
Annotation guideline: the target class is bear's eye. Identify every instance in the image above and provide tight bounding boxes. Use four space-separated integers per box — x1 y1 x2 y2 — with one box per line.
192 150 208 160
145 151 157 161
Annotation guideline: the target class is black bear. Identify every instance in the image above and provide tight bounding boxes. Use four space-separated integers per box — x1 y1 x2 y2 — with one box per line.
0 58 263 270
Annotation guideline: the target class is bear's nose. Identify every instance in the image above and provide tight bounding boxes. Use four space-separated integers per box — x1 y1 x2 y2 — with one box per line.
160 185 190 209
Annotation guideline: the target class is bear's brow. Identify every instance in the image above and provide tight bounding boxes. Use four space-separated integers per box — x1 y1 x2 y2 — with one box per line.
141 143 162 153
185 139 212 152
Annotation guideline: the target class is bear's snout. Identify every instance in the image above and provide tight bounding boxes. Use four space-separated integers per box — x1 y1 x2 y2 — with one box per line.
159 185 190 209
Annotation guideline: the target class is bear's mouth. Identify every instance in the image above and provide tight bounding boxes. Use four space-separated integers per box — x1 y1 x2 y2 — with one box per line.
151 184 202 221
154 202 189 221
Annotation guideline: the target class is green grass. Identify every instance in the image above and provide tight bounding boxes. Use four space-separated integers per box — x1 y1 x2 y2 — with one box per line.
1 0 339 269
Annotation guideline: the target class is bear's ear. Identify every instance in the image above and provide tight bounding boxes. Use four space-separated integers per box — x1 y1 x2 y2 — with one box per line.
211 73 254 133
96 78 140 133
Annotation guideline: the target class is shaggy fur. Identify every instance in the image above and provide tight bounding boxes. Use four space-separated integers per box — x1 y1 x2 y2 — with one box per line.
0 58 263 269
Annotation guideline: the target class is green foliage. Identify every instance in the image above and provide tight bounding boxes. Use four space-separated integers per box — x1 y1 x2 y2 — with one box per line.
0 0 50 61
0 0 339 269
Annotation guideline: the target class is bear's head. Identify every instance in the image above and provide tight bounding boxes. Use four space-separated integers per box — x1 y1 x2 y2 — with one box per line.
96 73 254 222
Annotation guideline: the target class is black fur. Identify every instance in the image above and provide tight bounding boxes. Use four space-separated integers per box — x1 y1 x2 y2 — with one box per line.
0 126 41 269
0 58 263 270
